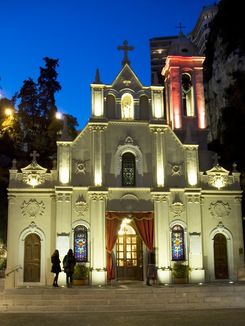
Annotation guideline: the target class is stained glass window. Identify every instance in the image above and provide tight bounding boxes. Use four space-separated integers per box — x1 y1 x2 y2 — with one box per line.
74 225 88 262
122 152 136 186
171 225 185 261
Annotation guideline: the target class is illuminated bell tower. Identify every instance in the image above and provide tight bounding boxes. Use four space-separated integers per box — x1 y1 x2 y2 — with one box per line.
162 32 207 147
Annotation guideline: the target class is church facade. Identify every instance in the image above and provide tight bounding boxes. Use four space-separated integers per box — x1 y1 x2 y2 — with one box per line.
5 37 244 288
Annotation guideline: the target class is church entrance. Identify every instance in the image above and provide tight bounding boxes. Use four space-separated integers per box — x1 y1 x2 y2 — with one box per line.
24 233 41 282
116 220 143 281
214 233 229 279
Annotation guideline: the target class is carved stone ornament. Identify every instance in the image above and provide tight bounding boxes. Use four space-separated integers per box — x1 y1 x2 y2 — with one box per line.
206 164 230 189
168 161 184 176
74 160 89 175
21 151 47 187
21 199 45 218
74 196 88 217
171 201 185 217
209 201 231 220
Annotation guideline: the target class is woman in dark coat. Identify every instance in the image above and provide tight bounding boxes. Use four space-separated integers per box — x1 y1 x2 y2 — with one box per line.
51 249 61 287
63 249 76 287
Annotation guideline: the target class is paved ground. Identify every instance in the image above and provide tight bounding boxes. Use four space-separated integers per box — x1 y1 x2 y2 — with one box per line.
1 309 245 326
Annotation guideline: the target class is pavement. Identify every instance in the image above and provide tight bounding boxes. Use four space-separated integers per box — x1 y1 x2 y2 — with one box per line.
1 309 245 326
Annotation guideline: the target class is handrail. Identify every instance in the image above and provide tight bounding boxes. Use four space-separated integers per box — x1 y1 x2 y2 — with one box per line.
5 265 22 277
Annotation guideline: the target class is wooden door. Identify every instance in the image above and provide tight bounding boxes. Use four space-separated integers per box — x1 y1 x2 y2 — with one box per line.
214 233 229 279
116 232 143 281
24 234 41 282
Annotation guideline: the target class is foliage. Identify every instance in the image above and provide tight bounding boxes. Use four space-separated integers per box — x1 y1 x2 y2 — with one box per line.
15 57 78 168
0 258 6 270
73 264 89 280
172 262 189 278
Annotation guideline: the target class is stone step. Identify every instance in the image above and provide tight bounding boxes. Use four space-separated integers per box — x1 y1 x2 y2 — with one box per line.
1 284 245 313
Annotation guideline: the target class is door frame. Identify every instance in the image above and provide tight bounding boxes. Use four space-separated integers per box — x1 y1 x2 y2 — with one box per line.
115 224 143 281
18 226 46 287
208 227 234 281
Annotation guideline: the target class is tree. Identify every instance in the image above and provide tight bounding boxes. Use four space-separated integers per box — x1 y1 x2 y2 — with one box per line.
17 78 41 153
16 57 78 168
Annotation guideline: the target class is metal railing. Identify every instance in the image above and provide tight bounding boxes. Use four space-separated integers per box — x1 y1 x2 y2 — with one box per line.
5 265 22 277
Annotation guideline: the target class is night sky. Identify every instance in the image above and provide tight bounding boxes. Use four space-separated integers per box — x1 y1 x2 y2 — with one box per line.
0 0 214 129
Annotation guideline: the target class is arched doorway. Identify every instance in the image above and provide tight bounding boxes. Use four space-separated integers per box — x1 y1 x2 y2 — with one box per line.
214 233 229 279
116 220 143 280
24 233 41 282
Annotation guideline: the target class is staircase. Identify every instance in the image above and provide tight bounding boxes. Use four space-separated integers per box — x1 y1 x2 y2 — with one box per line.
1 282 245 313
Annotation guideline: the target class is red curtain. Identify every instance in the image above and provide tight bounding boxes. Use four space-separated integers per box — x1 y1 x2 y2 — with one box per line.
134 213 154 251
105 212 154 280
106 213 121 280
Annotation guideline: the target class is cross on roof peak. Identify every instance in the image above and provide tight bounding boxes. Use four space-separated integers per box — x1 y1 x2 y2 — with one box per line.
176 22 186 34
117 40 134 66
30 150 40 162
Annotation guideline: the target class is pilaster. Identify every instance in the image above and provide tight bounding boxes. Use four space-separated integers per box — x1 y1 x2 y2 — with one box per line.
89 124 107 187
152 193 171 284
150 126 167 188
186 192 205 283
88 191 108 285
193 67 206 129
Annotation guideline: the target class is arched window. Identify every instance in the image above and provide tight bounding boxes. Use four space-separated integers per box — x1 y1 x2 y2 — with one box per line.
171 225 185 261
74 225 88 262
139 95 149 120
121 93 134 120
105 94 116 119
182 73 194 117
122 152 136 186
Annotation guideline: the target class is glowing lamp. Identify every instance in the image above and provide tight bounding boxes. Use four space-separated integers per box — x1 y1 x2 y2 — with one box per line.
55 112 63 120
5 108 14 116
213 176 225 189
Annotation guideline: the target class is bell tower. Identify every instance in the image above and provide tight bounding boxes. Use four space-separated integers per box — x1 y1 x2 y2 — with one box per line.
162 32 207 146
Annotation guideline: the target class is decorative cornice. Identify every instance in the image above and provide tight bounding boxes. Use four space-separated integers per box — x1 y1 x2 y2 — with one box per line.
152 194 169 202
88 192 108 201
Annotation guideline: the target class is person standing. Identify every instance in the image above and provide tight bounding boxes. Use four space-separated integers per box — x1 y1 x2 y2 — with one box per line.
51 249 61 287
63 249 76 288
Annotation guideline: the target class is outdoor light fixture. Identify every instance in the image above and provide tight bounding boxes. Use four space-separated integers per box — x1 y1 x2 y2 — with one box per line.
4 107 13 116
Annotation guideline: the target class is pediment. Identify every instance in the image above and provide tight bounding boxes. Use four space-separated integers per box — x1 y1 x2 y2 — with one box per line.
111 64 143 91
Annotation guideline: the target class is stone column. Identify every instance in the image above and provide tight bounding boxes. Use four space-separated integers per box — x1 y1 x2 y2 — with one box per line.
55 189 73 285
57 142 72 185
88 192 107 285
90 125 107 187
91 85 104 117
150 86 164 119
150 127 166 188
186 193 205 283
169 67 182 129
5 194 17 289
184 145 199 187
152 193 171 284
193 67 206 129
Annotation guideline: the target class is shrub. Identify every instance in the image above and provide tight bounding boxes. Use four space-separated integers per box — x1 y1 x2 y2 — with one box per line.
73 264 89 280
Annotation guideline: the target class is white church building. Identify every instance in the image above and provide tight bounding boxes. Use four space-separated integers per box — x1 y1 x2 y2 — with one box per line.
5 35 244 288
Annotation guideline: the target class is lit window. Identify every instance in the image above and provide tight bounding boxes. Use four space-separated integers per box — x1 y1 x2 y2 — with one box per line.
171 225 185 261
121 93 134 120
122 152 136 186
74 225 88 262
